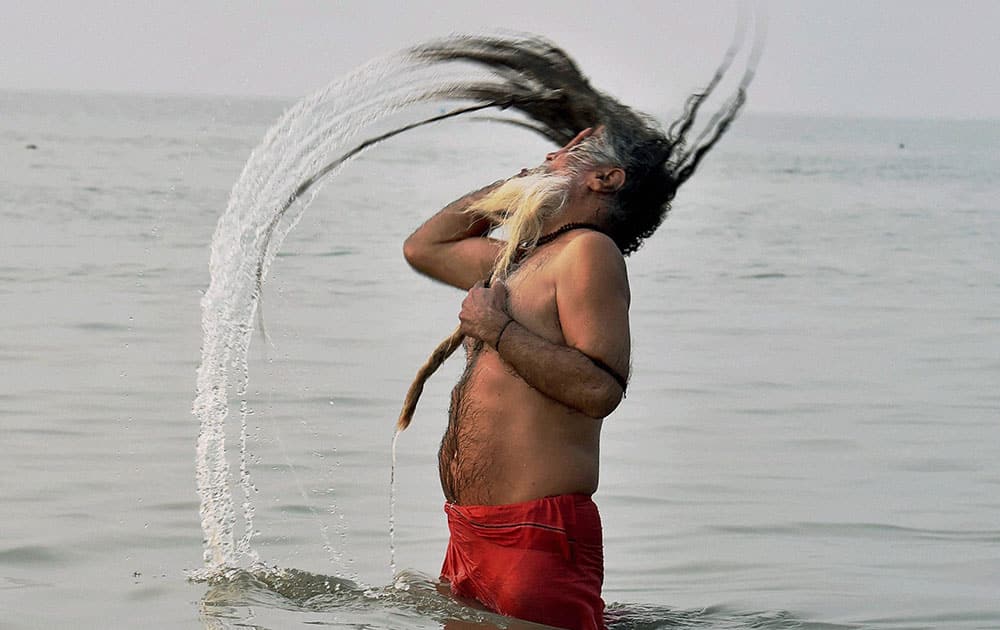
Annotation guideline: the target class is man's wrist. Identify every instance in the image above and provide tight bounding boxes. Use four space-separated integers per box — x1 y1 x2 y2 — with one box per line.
494 317 515 351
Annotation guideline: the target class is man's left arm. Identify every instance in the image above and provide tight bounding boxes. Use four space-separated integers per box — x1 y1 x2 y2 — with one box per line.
458 233 631 418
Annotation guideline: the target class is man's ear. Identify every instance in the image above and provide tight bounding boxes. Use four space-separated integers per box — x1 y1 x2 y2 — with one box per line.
586 167 626 193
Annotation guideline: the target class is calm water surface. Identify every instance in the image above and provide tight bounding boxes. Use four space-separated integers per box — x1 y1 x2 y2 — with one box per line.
1 91 997 629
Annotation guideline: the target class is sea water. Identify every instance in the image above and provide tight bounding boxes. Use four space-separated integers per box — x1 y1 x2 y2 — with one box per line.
1 89 998 629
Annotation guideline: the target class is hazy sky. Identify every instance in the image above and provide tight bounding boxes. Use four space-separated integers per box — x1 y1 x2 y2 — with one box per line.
3 0 999 119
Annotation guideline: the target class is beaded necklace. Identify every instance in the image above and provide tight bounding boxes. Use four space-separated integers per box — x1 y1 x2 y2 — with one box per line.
513 222 605 264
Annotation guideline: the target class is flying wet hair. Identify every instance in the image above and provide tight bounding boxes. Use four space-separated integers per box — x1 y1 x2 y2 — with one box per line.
409 16 762 254
251 22 764 430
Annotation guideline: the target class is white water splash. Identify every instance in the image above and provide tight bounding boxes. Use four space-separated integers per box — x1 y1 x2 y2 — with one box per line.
389 429 402 576
192 49 512 573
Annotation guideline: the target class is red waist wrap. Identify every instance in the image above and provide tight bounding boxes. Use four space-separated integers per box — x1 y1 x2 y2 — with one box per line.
440 493 605 630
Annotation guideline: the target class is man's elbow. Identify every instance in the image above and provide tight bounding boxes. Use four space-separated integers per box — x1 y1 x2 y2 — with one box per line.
579 383 624 419
402 235 429 272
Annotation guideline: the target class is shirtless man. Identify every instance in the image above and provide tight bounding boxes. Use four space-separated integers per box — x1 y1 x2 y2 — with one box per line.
396 27 753 624
404 127 633 629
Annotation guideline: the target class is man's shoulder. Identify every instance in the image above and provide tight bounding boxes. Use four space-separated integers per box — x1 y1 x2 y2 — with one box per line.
558 229 626 270
554 229 630 296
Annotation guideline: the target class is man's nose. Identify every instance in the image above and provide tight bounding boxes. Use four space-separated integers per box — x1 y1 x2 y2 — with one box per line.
545 148 562 162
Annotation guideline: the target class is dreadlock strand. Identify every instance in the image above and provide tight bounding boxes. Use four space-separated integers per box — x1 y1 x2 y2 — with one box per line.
666 8 748 147
673 89 747 186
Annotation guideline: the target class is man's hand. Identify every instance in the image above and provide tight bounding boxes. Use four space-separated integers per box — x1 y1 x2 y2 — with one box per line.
459 281 512 347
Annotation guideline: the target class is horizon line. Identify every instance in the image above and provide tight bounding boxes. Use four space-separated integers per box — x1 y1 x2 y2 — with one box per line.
2 85 998 125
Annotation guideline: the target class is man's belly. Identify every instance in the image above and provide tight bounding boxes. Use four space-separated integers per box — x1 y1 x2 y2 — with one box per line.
440 350 602 506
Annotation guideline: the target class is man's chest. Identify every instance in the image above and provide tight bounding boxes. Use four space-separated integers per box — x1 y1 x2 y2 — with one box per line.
505 257 564 345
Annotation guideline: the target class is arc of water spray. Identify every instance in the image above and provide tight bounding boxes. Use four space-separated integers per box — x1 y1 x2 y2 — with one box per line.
196 20 762 572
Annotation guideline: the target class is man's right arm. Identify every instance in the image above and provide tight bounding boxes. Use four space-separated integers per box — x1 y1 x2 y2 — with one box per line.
403 180 505 290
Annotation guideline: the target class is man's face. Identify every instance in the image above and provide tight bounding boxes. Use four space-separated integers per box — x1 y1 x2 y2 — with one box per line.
537 125 625 202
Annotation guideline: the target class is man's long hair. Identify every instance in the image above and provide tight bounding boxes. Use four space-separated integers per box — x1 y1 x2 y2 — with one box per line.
410 24 761 256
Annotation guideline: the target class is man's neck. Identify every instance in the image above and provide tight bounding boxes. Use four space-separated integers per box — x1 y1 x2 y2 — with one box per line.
535 222 607 247
540 199 607 236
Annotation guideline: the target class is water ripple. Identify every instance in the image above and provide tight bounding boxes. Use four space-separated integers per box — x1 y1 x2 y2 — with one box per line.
708 521 1000 543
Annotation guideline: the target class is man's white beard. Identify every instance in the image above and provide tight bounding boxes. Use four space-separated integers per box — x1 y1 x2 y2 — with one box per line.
467 168 574 279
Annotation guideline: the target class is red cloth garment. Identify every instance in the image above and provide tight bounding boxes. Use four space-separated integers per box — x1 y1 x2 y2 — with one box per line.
440 493 605 630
